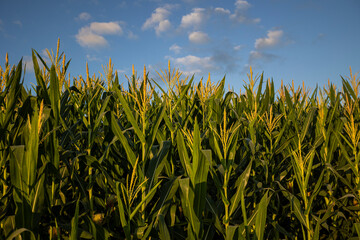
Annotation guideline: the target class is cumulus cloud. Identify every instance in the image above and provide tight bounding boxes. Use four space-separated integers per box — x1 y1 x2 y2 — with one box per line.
169 44 182 54
170 55 215 76
89 22 123 35
254 30 283 49
180 8 207 29
77 12 91 21
76 28 107 47
76 21 123 48
246 29 286 69
230 0 260 24
142 7 172 36
188 31 210 44
214 7 231 15
234 0 251 10
167 40 242 77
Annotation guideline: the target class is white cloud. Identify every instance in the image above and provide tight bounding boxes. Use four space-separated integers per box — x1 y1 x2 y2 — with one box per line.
89 22 123 35
76 27 108 48
169 44 182 54
188 31 210 44
167 40 242 76
246 29 286 68
171 55 214 75
230 0 260 24
142 7 172 36
157 19 171 34
180 8 207 29
76 21 123 48
234 0 251 10
255 30 283 49
77 12 91 21
214 7 231 15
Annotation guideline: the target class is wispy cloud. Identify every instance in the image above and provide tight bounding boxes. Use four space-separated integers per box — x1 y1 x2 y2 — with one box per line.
255 30 283 49
230 0 260 24
234 45 245 51
142 6 173 36
180 8 207 29
212 46 240 73
313 33 325 44
182 0 199 3
86 54 101 62
76 21 123 48
249 51 279 65
127 31 138 40
13 20 22 27
76 12 91 21
188 31 210 44
169 44 182 54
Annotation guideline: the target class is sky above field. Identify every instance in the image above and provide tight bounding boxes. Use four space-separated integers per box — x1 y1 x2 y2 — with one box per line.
0 0 359 91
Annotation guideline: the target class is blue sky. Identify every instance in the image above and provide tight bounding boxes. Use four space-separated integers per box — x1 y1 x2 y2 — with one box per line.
0 0 359 91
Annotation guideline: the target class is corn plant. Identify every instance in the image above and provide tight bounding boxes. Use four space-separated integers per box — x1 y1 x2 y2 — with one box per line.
0 42 360 239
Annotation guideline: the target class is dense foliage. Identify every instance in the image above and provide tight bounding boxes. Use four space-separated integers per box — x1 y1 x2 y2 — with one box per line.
1 42 360 239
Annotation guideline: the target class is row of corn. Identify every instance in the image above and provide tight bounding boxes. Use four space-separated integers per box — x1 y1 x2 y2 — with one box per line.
0 41 359 239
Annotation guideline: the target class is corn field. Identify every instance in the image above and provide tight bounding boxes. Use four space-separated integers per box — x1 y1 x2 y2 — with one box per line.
0 42 360 239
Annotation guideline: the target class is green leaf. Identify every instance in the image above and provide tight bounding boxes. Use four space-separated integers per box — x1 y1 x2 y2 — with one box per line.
230 160 252 217
70 197 80 240
158 214 171 240
146 141 171 190
6 228 36 240
354 223 360 238
116 182 131 240
176 131 192 177
225 225 239 240
255 191 269 240
110 114 137 167
179 178 201 239
130 180 162 220
115 87 145 143
49 65 60 126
